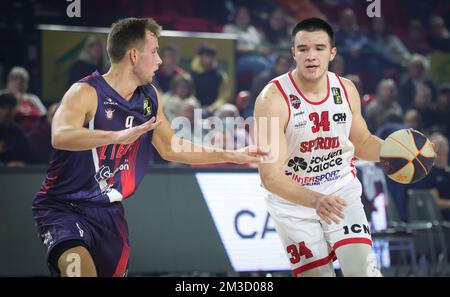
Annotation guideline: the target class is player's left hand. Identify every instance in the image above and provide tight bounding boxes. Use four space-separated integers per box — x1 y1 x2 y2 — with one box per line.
231 145 271 164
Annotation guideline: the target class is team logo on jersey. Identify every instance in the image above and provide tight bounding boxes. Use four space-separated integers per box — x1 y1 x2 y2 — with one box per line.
332 87 343 104
144 98 152 116
105 108 115 120
287 157 308 172
333 112 347 124
289 94 301 109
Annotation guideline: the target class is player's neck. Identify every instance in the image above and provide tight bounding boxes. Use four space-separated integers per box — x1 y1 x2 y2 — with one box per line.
293 69 328 97
103 66 139 101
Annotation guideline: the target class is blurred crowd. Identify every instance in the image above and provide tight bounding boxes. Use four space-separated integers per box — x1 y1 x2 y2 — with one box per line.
0 1 449 219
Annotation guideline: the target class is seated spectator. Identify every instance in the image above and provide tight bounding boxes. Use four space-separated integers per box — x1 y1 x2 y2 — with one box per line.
412 133 450 220
410 84 436 132
68 35 107 86
248 53 292 117
161 74 199 122
399 54 437 111
223 6 264 56
0 92 30 166
224 5 272 91
330 54 345 77
260 8 291 56
26 102 59 164
403 109 423 131
154 44 186 93
433 83 450 138
404 19 432 55
364 79 403 133
335 8 369 75
213 103 250 150
2 67 47 131
190 44 230 114
428 15 450 53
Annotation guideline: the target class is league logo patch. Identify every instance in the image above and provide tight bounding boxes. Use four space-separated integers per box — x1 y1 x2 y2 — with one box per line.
332 87 343 104
105 108 115 120
144 98 152 116
289 94 301 109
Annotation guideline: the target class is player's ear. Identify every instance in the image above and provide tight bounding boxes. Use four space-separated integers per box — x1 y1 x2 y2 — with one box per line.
291 46 295 59
329 47 337 62
129 48 138 65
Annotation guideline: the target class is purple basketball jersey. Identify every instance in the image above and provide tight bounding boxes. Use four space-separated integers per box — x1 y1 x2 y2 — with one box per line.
36 71 158 204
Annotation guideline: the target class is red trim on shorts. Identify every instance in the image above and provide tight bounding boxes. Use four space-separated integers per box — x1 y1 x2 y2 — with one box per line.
335 74 353 112
292 250 336 276
288 71 330 105
113 226 130 277
333 237 372 251
271 80 291 123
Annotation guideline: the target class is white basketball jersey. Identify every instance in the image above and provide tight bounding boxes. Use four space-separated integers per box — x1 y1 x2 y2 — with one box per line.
271 70 358 196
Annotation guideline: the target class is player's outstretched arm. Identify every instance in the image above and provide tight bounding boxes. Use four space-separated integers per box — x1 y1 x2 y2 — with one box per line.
52 83 161 151
255 84 346 224
151 89 270 164
344 78 384 162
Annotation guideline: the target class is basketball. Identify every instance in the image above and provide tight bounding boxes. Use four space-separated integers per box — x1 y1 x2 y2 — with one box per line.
380 129 435 184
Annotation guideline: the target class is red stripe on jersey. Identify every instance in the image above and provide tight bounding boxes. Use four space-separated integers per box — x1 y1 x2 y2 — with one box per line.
333 237 372 250
271 80 291 123
336 74 353 112
288 71 330 105
121 139 141 199
292 250 336 276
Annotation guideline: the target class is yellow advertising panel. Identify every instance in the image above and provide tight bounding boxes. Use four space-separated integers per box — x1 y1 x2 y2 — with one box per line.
40 25 236 101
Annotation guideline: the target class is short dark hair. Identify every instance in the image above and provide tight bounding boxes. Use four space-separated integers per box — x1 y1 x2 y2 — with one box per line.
0 92 18 109
198 44 217 56
107 18 162 63
291 17 335 47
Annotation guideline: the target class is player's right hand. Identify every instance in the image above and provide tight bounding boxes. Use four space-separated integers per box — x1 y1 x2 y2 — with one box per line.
113 117 161 144
315 195 347 225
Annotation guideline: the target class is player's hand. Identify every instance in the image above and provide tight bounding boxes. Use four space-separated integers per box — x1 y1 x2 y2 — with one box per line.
231 145 271 164
113 117 161 144
315 195 347 224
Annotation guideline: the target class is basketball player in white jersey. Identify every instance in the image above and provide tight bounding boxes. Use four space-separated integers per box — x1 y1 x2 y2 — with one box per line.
254 18 385 276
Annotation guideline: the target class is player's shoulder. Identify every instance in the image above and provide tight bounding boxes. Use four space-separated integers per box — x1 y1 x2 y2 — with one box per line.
335 75 358 94
62 82 97 107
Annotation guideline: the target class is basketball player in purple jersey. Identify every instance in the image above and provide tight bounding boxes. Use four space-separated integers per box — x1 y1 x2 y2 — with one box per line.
32 18 270 277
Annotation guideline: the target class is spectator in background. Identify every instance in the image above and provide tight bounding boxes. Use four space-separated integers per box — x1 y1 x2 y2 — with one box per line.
335 8 369 75
433 83 450 138
161 74 199 122
404 20 432 55
190 44 230 114
68 35 107 86
260 8 291 56
403 109 423 131
330 54 345 76
428 15 450 53
0 92 30 166
364 79 403 133
366 17 411 91
213 103 250 150
223 6 264 56
2 67 47 131
399 54 437 111
154 44 186 93
412 133 450 220
409 84 436 132
224 5 271 91
248 53 292 117
26 102 59 164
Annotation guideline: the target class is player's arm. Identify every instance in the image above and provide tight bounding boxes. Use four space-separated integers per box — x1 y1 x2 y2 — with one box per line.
151 89 268 164
344 78 384 162
52 83 160 151
255 84 346 224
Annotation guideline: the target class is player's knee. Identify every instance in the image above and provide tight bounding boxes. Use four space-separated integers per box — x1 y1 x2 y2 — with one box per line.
335 244 382 277
57 246 97 277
